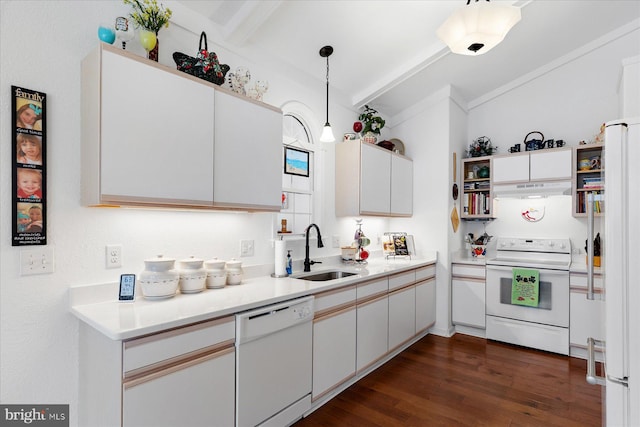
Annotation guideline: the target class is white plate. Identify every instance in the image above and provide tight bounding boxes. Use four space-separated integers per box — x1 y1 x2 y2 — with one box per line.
389 138 405 155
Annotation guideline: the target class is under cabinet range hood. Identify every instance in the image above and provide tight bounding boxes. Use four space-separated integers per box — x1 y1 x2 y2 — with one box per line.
492 180 572 198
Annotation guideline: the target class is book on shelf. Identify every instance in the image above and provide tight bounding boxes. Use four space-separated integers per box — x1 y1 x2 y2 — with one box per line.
577 191 604 213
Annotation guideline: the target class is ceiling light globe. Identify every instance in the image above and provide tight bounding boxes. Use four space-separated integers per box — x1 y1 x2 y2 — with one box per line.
320 124 335 142
437 1 521 55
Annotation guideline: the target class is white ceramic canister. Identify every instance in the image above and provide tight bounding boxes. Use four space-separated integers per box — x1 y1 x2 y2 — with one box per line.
177 256 207 293
225 258 243 285
204 258 227 289
139 255 180 300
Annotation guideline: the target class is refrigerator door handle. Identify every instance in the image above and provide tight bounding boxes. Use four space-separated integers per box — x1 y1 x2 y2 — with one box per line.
586 194 595 300
586 337 606 386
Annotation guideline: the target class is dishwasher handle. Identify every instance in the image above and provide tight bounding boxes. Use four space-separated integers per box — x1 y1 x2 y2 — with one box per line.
236 296 314 345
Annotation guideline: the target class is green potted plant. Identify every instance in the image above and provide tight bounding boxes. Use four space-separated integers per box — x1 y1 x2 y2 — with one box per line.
356 105 385 143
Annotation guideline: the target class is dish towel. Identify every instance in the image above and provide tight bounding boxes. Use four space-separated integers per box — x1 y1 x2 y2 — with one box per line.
511 268 540 307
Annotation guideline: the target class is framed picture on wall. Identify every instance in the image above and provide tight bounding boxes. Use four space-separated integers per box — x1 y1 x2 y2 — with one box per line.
284 146 309 177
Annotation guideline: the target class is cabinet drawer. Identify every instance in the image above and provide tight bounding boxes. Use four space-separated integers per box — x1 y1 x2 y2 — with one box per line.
452 263 485 279
314 285 356 316
416 264 436 281
123 316 234 373
389 271 416 291
357 278 388 301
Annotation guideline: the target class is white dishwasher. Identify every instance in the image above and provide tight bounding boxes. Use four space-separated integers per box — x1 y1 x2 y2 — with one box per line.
235 295 314 427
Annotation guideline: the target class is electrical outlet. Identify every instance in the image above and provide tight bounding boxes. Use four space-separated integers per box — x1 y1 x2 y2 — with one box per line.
332 235 340 248
20 247 55 275
106 244 122 269
240 240 254 257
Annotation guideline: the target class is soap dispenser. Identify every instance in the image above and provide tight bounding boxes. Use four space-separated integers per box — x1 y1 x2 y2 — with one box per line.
286 250 292 275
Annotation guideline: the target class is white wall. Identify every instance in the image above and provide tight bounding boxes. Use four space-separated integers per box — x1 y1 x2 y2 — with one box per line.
390 87 457 336
0 2 367 424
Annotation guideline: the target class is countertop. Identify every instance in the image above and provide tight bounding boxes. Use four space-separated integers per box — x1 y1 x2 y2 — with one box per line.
451 252 486 266
70 254 437 341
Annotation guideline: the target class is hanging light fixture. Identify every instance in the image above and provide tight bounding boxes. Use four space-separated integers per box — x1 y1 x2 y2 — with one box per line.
437 0 521 55
319 45 335 142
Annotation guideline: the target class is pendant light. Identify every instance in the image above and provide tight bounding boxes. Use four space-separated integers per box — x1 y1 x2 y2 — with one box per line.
437 0 521 55
319 45 335 142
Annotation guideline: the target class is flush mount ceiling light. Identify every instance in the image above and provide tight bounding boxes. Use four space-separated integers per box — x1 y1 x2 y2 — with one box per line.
437 0 521 55
319 45 335 142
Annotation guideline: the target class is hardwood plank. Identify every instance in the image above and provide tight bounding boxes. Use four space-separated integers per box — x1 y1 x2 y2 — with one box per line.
295 334 602 427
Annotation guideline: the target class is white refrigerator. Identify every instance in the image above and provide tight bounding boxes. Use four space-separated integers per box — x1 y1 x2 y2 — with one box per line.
588 118 640 426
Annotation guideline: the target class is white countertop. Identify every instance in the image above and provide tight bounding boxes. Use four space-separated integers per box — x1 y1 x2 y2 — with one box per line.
70 255 436 341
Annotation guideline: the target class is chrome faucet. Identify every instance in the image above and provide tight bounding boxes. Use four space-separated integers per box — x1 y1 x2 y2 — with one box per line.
304 223 324 272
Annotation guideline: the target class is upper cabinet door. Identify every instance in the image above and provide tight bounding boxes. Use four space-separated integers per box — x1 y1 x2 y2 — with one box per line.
360 144 391 214
213 91 282 210
100 50 215 205
529 148 572 181
391 154 413 216
492 153 529 183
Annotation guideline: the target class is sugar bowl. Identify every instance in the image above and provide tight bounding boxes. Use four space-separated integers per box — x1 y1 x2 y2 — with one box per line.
177 256 207 294
139 255 180 299
225 259 243 285
204 258 227 289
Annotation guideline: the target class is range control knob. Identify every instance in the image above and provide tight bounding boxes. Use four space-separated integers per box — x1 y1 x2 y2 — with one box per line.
548 241 555 247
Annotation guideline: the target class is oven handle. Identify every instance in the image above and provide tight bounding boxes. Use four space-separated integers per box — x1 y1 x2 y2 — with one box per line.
586 194 595 300
586 337 606 386
486 265 568 275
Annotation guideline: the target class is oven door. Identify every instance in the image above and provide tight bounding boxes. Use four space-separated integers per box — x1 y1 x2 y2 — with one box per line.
486 264 569 327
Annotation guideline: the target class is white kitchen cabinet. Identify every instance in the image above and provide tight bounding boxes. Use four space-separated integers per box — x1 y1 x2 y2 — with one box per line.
360 142 392 214
336 140 413 217
416 277 436 333
389 285 416 351
123 348 234 427
391 154 413 216
78 316 235 427
451 263 486 329
492 148 572 184
82 44 215 207
356 278 389 373
388 271 416 351
569 272 605 360
213 90 282 210
312 285 357 401
81 44 282 211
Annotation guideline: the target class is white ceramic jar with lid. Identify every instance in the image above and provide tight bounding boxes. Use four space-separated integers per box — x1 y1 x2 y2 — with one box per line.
139 255 179 299
225 258 243 285
204 258 227 289
177 256 207 293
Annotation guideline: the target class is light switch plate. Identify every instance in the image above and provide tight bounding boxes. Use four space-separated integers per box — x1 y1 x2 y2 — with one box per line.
240 240 254 257
332 235 340 248
20 247 55 275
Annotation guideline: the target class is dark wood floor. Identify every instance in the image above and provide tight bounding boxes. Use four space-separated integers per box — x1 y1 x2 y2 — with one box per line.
295 334 602 427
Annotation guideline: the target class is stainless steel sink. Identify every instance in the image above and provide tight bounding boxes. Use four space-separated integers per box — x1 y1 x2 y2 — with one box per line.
296 271 357 282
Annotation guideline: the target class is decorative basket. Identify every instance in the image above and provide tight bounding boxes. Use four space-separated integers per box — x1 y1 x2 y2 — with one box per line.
173 32 230 86
524 131 545 151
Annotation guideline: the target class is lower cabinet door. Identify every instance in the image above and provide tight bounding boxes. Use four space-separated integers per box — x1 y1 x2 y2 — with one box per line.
416 278 436 332
388 286 416 351
452 277 486 328
312 306 356 400
123 347 235 427
356 295 389 372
